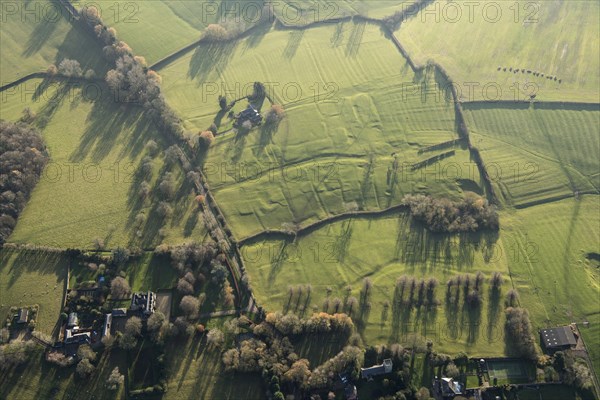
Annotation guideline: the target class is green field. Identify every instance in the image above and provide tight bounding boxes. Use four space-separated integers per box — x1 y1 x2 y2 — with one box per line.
463 104 600 207
0 347 126 400
0 249 67 335
242 211 510 355
160 21 483 239
0 79 207 249
164 319 263 400
397 1 600 102
274 0 412 25
499 197 599 367
90 0 268 65
0 249 68 335
0 0 107 83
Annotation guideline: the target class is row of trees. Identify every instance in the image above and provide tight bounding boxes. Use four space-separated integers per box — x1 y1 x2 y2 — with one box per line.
0 121 49 245
82 6 183 142
264 311 354 336
403 192 499 233
504 307 537 359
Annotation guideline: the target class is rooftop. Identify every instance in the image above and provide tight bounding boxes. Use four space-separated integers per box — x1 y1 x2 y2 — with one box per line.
540 326 577 349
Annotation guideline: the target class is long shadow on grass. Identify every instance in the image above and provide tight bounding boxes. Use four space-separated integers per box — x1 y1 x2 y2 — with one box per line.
396 218 499 272
283 30 305 59
22 15 59 57
188 42 237 83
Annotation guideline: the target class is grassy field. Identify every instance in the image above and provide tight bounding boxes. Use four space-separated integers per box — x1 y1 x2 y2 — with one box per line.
463 103 600 207
499 196 600 369
242 211 511 355
0 0 107 83
397 1 600 102
69 252 179 293
0 79 207 249
0 249 67 335
160 21 484 239
87 0 268 65
0 347 126 400
240 195 600 358
164 318 263 400
274 0 412 25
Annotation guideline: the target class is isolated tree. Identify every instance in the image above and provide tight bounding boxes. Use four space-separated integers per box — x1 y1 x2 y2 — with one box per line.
490 272 504 290
199 130 215 148
159 174 175 200
138 181 150 200
47 64 58 75
110 277 131 299
93 237 105 251
180 295 200 319
204 24 229 41
164 145 180 166
134 212 146 228
207 328 225 348
505 289 520 307
265 104 285 126
157 201 173 218
106 367 124 390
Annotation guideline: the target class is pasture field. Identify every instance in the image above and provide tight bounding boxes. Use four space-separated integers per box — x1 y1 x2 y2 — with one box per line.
396 1 600 102
0 347 126 400
463 103 600 207
0 0 107 83
241 211 511 356
0 79 207 249
240 195 600 357
0 248 67 335
160 21 484 239
164 318 263 400
499 196 600 368
274 0 412 25
68 252 179 293
89 0 267 65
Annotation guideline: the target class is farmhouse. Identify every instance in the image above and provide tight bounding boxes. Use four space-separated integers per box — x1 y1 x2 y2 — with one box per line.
130 291 156 317
16 308 29 324
540 326 577 351
235 105 262 127
360 358 392 380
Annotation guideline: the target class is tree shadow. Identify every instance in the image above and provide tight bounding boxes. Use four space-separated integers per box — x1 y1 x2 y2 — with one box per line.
188 42 237 82
22 14 60 57
283 30 305 60
241 20 272 51
345 20 366 58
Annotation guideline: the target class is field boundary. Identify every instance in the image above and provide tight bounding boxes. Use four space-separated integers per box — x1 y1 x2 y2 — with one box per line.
238 203 410 246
